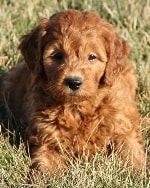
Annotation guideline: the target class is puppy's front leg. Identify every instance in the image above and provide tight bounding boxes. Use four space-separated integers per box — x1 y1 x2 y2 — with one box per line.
30 146 67 175
113 131 146 169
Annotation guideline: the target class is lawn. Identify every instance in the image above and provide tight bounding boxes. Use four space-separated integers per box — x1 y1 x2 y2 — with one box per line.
0 0 150 187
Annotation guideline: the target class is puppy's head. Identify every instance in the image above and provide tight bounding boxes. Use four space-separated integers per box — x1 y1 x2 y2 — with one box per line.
19 10 129 102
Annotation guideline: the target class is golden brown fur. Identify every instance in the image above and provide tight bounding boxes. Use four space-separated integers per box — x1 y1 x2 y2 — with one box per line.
2 10 146 174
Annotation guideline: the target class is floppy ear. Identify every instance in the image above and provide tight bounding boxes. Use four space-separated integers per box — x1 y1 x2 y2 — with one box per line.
18 19 49 72
102 31 130 85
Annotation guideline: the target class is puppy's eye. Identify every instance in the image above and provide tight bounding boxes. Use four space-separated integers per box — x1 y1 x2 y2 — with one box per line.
53 52 64 60
88 54 97 61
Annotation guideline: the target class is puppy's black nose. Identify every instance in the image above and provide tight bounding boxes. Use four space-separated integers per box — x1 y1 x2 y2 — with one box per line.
64 77 82 91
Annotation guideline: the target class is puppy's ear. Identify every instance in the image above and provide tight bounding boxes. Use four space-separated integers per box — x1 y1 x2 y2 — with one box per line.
18 19 49 71
103 31 130 85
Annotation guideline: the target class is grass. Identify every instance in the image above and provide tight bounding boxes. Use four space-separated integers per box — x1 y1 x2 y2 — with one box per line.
0 0 150 187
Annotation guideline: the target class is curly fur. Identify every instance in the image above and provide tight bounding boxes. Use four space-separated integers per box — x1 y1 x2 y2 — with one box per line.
2 10 146 174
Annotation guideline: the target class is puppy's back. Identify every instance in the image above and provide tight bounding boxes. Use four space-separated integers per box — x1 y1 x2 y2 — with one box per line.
2 63 30 122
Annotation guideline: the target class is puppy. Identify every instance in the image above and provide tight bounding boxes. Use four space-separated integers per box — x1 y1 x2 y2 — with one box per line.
2 10 146 174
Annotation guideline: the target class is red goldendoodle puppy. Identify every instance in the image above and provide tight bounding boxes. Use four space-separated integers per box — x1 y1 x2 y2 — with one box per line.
2 10 147 174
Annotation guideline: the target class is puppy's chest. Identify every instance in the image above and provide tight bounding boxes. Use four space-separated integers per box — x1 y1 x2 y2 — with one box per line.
40 101 101 131
57 102 98 128
47 102 111 154
33 101 114 154
46 102 109 139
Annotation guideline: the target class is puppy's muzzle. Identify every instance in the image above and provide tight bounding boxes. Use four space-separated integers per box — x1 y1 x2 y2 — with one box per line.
64 76 82 91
